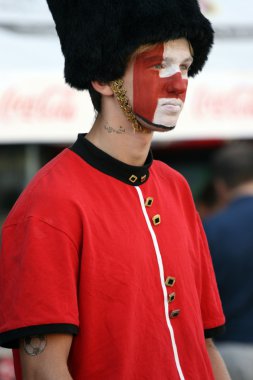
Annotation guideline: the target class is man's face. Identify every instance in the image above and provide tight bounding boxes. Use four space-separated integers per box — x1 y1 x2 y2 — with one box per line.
124 38 193 131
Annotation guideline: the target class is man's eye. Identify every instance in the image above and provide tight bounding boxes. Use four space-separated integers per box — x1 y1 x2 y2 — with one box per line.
180 64 190 72
153 63 164 70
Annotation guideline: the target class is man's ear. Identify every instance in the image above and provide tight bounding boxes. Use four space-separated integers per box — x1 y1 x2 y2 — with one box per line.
91 81 114 96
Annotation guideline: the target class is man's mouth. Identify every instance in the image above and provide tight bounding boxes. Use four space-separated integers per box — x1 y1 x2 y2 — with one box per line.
161 100 183 113
162 104 181 112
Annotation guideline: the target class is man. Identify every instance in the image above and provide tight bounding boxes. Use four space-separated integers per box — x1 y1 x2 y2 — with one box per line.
0 1 230 379
203 143 253 380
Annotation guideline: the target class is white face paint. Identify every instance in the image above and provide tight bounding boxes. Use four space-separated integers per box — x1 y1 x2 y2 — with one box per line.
159 63 180 78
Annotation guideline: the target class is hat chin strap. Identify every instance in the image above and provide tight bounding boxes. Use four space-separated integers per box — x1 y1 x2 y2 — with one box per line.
110 79 147 133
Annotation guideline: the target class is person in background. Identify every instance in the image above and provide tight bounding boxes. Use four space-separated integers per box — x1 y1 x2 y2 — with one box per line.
203 142 253 380
0 0 230 379
196 179 221 219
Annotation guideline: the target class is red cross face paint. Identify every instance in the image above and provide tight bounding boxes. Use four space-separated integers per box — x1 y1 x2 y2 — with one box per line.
133 39 192 131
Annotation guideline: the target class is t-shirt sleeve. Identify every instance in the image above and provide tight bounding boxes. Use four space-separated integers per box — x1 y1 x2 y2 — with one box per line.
195 213 226 338
0 216 80 348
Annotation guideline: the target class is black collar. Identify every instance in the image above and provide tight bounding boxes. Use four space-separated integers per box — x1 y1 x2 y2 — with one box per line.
69 134 153 186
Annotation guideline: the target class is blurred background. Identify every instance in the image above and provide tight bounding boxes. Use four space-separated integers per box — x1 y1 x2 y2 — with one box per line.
0 1 253 379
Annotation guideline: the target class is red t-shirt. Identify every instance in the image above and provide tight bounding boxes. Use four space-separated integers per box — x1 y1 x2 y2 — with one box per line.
0 135 225 379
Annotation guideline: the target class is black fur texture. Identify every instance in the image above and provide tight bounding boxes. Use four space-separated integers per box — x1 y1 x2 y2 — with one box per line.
46 0 214 90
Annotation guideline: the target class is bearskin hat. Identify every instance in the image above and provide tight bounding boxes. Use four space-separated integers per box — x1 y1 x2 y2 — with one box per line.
46 0 214 90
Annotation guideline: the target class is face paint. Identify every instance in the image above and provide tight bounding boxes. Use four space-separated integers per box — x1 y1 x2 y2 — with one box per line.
133 41 190 130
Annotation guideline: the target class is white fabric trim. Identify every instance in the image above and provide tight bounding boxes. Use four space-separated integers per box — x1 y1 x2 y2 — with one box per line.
135 186 185 380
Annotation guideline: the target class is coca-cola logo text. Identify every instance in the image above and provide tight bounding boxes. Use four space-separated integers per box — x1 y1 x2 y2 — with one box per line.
192 85 253 119
0 85 77 123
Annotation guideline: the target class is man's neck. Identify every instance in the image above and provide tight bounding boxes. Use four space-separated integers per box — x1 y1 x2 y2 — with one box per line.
85 114 154 166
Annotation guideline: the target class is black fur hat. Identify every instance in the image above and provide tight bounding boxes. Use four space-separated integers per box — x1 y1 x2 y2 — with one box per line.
46 0 214 90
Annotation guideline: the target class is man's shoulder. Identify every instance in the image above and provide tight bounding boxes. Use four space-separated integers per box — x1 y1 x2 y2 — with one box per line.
151 159 196 213
152 159 190 189
19 148 77 199
3 149 85 227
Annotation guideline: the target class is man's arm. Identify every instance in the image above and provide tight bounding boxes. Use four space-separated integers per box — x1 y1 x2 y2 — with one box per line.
19 334 73 380
206 338 231 380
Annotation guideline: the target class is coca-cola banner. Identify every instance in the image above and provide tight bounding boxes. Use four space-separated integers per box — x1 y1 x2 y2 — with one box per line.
0 73 94 143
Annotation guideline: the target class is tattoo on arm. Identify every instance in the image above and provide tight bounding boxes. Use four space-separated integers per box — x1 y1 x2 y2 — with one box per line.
23 335 47 356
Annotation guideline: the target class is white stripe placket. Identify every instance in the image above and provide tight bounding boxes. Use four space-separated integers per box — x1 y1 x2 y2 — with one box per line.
135 186 185 380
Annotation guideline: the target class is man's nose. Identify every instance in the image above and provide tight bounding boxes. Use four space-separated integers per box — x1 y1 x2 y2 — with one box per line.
166 72 188 100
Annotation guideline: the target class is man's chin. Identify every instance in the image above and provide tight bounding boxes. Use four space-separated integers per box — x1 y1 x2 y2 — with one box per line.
135 114 176 132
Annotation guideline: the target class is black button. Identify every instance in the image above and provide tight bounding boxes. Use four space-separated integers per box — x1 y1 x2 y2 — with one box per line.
170 309 181 319
152 214 161 226
168 292 176 303
129 175 138 183
145 197 154 207
165 276 176 287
